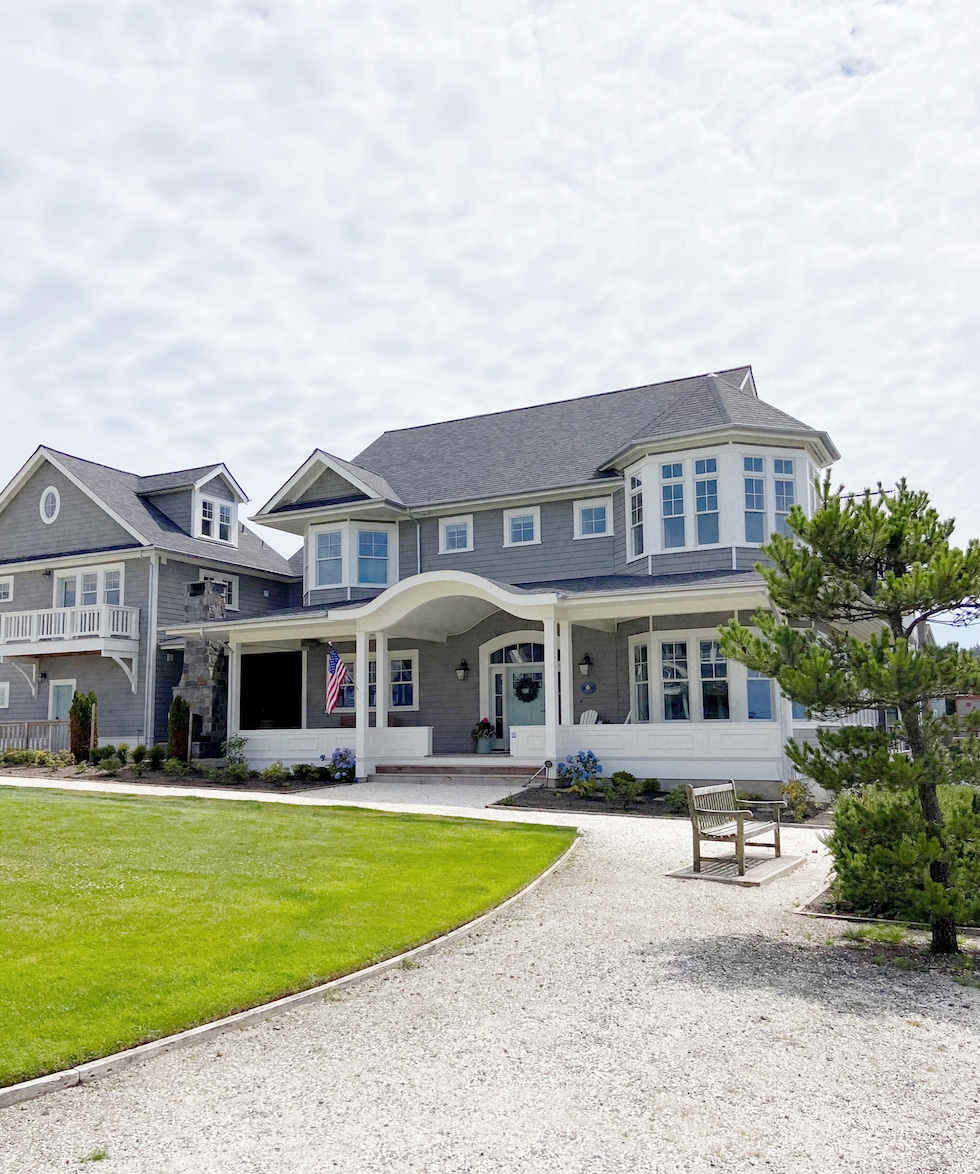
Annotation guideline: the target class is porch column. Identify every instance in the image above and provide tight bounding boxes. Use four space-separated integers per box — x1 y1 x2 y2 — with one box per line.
375 630 388 735
227 641 241 736
558 619 573 728
354 629 369 780
543 611 559 765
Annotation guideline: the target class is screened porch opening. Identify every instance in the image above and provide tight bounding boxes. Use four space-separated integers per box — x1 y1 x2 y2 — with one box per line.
241 651 302 729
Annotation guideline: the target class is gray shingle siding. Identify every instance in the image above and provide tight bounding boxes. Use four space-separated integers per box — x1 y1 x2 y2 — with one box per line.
198 475 235 499
144 491 192 533
0 463 137 563
295 468 369 506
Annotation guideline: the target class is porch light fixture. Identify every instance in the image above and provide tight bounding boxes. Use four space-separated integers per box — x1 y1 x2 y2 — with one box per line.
578 653 593 677
455 659 469 681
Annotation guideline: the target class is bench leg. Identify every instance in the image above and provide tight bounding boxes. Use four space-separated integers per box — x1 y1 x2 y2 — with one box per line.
692 827 701 872
774 821 781 858
736 821 745 876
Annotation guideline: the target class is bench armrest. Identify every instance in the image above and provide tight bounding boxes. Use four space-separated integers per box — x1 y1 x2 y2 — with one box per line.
736 799 786 809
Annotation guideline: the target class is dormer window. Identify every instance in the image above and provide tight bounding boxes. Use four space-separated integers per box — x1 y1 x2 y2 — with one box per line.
197 495 237 545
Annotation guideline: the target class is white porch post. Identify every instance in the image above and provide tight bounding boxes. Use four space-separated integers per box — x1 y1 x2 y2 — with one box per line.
227 641 241 736
354 629 369 780
543 611 559 767
375 630 388 736
558 619 573 729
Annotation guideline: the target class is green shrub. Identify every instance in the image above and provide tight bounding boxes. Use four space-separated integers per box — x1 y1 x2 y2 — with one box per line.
69 690 97 762
826 786 980 926
664 787 690 814
50 750 73 768
167 696 190 762
163 757 189 778
131 762 145 779
147 745 166 770
779 778 817 822
291 763 317 780
569 776 604 799
131 745 147 764
221 734 249 765
224 762 251 783
116 743 130 765
261 760 290 784
94 745 117 765
611 774 644 809
99 755 122 777
642 777 661 795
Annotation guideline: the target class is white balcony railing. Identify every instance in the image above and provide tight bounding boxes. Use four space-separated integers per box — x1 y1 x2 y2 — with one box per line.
0 605 140 646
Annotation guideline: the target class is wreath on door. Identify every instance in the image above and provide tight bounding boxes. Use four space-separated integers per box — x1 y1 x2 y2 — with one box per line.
512 673 542 703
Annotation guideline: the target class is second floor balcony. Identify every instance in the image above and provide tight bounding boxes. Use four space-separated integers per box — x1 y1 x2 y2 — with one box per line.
0 605 140 649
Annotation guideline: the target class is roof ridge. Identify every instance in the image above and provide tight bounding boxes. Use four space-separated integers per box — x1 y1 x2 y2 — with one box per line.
625 375 719 443
357 367 751 447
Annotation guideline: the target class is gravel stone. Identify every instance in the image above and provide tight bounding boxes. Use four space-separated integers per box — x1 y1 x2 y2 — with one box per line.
1 785 977 1173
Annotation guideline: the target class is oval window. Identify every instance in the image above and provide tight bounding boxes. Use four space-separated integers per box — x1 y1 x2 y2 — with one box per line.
39 486 61 524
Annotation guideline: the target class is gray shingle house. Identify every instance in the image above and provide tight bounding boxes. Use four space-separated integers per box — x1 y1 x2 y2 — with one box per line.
0 448 296 746
160 364 838 785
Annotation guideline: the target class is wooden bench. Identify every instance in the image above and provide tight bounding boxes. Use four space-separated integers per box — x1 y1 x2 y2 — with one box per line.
685 782 785 876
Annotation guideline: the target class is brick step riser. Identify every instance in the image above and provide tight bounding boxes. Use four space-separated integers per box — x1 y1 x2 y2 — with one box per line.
366 774 526 786
373 764 537 777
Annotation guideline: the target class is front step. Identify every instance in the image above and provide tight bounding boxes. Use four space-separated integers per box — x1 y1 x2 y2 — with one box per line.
373 762 536 777
366 773 527 786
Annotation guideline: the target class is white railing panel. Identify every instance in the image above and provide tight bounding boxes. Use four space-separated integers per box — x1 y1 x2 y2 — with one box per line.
0 605 139 645
368 726 433 759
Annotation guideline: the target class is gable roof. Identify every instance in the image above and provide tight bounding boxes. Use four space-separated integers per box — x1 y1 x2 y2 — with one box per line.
255 449 404 519
351 366 837 508
0 448 296 578
136 464 247 501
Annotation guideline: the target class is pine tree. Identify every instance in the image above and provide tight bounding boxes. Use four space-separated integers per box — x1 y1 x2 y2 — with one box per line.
720 479 980 954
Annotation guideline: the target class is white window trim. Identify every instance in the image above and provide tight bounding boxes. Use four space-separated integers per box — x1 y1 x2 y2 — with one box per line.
39 485 61 525
48 678 76 721
307 522 399 591
0 575 12 604
194 490 239 546
199 569 240 612
627 470 645 563
628 630 739 724
502 506 541 548
573 497 614 541
51 562 126 609
0 681 9 708
332 649 419 711
438 514 474 554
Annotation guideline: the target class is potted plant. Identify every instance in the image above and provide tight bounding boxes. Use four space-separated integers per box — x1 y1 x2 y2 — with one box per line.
471 717 495 754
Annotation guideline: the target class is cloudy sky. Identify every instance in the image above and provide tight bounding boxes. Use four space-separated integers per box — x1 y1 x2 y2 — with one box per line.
2 2 978 628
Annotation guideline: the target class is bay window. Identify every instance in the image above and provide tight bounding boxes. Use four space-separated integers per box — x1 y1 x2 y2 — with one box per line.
309 522 398 590
661 464 685 549
694 458 719 545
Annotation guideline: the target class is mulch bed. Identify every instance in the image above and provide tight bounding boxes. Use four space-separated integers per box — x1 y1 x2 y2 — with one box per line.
0 766 346 794
494 786 832 826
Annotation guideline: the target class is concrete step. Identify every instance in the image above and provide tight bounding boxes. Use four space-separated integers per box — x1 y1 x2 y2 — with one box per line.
373 762 536 777
365 773 528 786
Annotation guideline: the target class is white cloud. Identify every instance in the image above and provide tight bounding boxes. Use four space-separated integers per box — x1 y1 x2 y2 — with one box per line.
0 0 977 600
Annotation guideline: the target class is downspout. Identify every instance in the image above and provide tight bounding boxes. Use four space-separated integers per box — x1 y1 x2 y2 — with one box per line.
142 551 160 744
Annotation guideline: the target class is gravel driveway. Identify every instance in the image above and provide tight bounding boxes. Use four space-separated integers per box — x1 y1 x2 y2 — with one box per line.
1 787 977 1173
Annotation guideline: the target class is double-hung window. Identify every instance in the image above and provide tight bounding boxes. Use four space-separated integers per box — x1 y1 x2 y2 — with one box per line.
632 643 650 722
774 460 795 536
335 651 418 711
0 576 11 603
700 641 729 719
694 458 719 545
358 531 389 584
662 642 690 720
316 531 343 585
630 475 644 557
744 456 765 543
200 497 236 544
661 463 685 549
574 497 612 540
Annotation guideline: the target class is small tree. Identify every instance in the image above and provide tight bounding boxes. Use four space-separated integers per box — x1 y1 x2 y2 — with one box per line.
168 695 191 762
720 479 980 955
69 691 98 762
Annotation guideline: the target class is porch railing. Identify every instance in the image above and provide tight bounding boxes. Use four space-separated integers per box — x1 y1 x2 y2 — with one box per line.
0 720 71 753
0 605 139 645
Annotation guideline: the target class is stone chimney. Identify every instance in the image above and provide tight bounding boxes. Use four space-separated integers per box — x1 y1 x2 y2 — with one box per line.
174 582 228 757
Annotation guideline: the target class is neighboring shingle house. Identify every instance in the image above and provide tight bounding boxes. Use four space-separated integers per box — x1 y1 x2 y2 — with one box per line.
0 448 297 746
161 364 839 786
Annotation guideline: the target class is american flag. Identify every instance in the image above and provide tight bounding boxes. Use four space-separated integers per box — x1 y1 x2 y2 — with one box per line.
326 647 349 714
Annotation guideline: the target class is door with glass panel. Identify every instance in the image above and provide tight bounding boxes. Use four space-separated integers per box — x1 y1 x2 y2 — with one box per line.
488 641 546 749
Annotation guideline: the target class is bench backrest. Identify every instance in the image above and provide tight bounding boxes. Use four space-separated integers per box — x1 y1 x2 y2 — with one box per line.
685 782 739 830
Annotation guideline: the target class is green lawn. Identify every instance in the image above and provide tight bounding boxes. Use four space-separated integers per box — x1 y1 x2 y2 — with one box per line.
0 788 575 1086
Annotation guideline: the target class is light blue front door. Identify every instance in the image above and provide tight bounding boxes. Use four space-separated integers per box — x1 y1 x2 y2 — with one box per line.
50 683 73 721
506 667 546 725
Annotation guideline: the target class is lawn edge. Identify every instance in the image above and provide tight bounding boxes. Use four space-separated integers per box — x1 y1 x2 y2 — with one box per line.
0 832 579 1109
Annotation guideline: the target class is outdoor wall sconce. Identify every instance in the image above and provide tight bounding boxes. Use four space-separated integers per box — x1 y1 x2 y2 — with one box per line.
578 653 593 677
42 569 53 578
38 672 48 681
455 659 469 681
